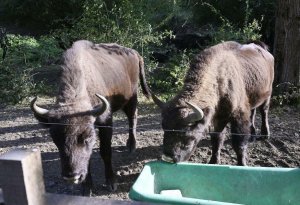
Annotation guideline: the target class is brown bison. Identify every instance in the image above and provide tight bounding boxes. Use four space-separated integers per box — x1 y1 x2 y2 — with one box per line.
31 40 150 195
152 41 274 165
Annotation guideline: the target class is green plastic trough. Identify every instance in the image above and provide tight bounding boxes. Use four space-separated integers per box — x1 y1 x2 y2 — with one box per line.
129 161 300 205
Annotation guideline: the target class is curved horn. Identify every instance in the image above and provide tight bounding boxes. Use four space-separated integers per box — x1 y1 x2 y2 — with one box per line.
93 94 110 116
184 101 204 123
30 97 49 117
151 93 165 109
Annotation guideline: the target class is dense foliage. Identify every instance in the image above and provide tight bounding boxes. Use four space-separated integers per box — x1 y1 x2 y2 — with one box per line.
0 0 85 32
53 0 173 56
0 35 62 104
2 0 297 106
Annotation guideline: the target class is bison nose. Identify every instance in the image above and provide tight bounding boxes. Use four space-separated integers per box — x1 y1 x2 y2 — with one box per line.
161 154 175 163
63 173 83 184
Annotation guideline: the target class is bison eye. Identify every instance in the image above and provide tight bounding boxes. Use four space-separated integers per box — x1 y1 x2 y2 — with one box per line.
84 138 91 145
77 133 89 145
78 133 94 146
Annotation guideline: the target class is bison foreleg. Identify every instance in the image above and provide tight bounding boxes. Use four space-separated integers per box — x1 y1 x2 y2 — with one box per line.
123 94 138 153
231 115 251 166
209 130 226 164
98 117 117 191
81 162 93 196
209 119 229 164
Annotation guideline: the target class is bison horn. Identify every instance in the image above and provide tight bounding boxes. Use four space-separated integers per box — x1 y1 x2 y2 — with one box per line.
30 97 50 117
184 101 204 123
93 94 110 115
151 93 165 109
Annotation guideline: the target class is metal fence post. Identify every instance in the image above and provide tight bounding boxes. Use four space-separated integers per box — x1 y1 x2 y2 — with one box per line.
0 149 46 205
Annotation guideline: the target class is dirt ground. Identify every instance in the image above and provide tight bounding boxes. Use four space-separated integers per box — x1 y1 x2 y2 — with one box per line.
0 97 299 201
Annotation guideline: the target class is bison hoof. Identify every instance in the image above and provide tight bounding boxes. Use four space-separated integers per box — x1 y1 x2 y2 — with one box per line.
256 135 270 141
105 180 117 192
126 139 136 153
81 186 92 196
249 135 256 142
208 157 220 164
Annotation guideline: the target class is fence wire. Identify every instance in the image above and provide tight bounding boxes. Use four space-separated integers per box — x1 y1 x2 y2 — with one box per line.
1 120 299 138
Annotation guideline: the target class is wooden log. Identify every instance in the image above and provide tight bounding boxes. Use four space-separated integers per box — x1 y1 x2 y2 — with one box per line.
0 149 46 205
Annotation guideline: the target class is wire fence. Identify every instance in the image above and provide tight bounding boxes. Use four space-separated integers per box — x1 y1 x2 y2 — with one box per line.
1 120 299 138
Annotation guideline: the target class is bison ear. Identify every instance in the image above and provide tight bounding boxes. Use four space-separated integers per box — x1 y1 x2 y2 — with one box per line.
30 97 51 127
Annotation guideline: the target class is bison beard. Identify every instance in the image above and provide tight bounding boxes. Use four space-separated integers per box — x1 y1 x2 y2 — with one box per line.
153 41 274 165
31 40 151 195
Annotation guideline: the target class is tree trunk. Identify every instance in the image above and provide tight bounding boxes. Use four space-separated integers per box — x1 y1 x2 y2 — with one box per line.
273 0 300 92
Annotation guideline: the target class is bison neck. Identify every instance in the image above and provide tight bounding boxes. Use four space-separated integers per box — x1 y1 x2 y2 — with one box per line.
57 67 89 103
174 54 220 110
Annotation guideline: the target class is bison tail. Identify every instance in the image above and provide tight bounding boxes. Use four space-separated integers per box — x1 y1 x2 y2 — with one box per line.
138 55 151 99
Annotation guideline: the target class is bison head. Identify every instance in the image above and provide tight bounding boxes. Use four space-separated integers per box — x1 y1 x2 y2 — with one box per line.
31 94 109 184
153 94 209 163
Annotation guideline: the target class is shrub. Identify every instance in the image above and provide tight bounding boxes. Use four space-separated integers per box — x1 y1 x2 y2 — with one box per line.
53 0 172 58
0 35 63 105
149 49 192 98
201 1 263 44
272 84 300 107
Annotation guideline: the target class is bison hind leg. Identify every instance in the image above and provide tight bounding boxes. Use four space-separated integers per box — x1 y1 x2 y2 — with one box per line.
123 94 138 153
259 97 271 140
255 97 271 141
249 108 257 142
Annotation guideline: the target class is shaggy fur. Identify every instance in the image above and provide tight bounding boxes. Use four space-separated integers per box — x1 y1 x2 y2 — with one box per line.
58 40 150 108
158 41 274 165
32 40 151 194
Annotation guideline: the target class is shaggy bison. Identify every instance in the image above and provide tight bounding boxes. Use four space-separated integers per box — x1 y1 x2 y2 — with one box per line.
152 41 274 165
31 40 150 194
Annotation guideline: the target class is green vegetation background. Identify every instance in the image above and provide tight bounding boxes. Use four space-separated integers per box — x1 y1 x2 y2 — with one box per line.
1 0 295 106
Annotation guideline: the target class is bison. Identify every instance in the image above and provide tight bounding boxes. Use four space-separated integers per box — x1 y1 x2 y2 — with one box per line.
31 40 151 195
152 41 274 165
